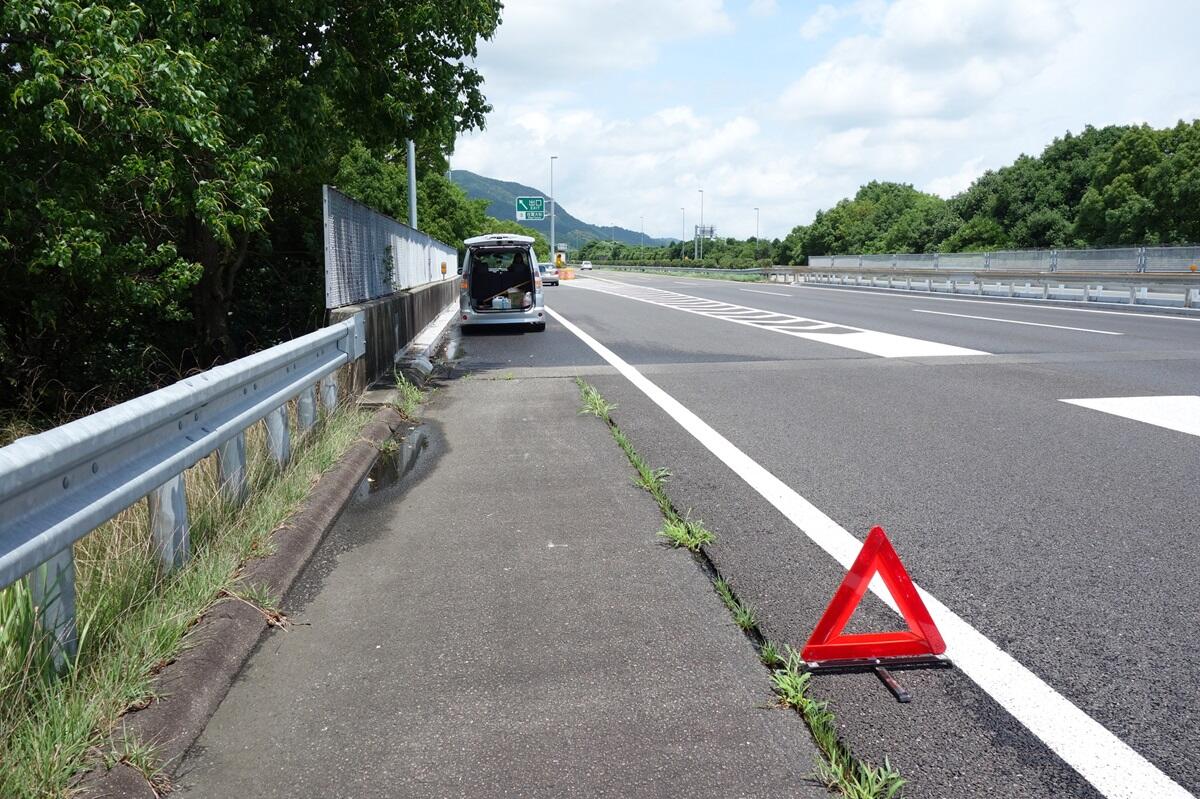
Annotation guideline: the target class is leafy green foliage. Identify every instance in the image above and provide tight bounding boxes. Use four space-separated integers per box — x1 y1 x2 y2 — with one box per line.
1 0 502 415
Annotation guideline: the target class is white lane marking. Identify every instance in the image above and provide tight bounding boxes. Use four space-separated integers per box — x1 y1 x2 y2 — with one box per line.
674 281 701 286
800 284 1200 322
1061 396 1200 438
546 304 1193 799
741 288 792 296
913 309 1123 335
566 277 987 358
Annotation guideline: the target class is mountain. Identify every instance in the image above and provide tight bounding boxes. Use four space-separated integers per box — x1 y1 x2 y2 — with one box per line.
451 170 674 251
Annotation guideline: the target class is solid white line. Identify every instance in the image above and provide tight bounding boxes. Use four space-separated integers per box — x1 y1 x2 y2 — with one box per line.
913 309 1123 335
741 288 791 296
799 284 1200 322
546 303 1192 799
1061 396 1200 438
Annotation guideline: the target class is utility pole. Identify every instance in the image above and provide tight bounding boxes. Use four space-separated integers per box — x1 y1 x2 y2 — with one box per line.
698 188 705 260
406 137 418 229
550 155 558 262
640 216 644 260
681 208 685 259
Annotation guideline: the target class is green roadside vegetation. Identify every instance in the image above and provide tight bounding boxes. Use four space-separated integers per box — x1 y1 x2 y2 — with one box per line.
0 0 513 421
0 405 371 798
576 120 1200 269
575 378 905 799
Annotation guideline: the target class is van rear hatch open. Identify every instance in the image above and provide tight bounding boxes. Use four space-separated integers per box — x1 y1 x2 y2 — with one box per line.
468 246 535 311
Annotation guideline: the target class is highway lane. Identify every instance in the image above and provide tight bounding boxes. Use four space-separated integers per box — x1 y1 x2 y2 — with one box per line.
594 270 1200 363
460 275 1199 798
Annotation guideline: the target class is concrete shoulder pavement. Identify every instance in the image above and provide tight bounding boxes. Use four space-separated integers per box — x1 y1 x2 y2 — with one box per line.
174 373 824 798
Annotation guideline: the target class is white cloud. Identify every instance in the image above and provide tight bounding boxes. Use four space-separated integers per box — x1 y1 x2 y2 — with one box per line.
800 4 841 39
475 0 732 89
456 0 1200 240
748 0 778 17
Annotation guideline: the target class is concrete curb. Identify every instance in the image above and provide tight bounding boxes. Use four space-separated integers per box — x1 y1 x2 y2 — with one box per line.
78 407 416 798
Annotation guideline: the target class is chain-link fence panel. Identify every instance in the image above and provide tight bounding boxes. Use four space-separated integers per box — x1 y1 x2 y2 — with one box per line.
987 250 1052 272
1054 248 1139 272
1145 245 1200 273
894 253 938 269
323 185 458 309
937 253 988 271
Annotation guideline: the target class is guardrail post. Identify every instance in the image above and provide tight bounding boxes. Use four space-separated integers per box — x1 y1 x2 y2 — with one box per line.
148 474 189 572
321 374 338 413
1129 286 1137 305
1138 247 1148 272
297 385 317 434
1082 284 1089 302
266 405 291 466
218 432 248 506
31 547 78 672
1050 249 1058 272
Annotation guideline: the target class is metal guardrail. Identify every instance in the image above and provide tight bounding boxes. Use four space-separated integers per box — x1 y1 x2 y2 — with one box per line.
0 314 366 668
596 264 1200 310
804 272 1200 309
809 245 1200 274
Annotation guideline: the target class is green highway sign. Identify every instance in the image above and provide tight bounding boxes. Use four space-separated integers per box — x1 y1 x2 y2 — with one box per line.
515 196 546 221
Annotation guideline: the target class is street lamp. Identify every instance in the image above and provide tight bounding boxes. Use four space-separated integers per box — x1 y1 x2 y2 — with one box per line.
640 216 644 260
698 189 705 260
754 207 760 260
549 156 558 263
680 207 685 260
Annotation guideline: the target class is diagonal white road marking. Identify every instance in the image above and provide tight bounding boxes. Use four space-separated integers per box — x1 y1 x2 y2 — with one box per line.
547 304 1193 799
567 277 987 358
914 309 1123 335
1061 396 1200 437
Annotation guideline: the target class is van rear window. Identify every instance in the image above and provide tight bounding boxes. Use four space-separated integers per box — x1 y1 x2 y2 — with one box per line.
471 248 529 273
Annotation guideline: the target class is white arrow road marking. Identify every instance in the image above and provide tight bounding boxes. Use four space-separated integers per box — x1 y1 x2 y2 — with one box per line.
547 304 1193 799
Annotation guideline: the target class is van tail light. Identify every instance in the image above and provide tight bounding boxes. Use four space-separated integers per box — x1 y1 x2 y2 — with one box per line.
460 280 469 290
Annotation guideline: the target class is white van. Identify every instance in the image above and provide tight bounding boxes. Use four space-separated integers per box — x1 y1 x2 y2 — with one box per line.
459 234 546 331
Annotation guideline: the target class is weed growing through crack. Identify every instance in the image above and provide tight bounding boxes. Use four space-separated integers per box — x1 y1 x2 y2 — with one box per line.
657 517 717 552
713 579 757 630
771 646 906 799
106 730 170 794
574 376 908 799
390 370 426 420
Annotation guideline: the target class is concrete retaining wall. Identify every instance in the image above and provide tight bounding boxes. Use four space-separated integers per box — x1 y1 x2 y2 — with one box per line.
329 278 456 391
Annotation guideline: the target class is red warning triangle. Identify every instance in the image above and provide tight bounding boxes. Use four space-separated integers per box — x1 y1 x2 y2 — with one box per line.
801 526 946 663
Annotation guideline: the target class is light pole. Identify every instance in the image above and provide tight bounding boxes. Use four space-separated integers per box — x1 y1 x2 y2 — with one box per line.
680 207 685 260
754 207 760 260
640 216 644 260
698 189 705 260
549 155 558 263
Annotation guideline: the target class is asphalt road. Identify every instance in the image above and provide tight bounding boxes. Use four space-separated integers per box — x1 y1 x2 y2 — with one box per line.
458 272 1200 799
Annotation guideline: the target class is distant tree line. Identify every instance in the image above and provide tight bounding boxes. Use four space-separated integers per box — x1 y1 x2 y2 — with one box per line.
1 0 504 418
580 121 1200 268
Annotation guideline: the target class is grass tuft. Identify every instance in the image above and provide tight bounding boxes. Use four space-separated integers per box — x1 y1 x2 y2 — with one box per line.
390 370 426 420
713 579 756 630
770 646 906 799
0 402 371 798
576 378 615 419
656 517 717 552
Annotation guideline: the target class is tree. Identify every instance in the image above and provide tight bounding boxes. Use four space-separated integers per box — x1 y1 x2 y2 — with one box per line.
1 0 502 412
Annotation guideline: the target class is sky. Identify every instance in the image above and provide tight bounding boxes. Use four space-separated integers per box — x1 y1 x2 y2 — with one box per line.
452 0 1200 241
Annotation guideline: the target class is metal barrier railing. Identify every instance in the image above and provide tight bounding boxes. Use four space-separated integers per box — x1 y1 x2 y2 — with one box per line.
809 245 1200 274
593 264 1200 309
0 314 365 668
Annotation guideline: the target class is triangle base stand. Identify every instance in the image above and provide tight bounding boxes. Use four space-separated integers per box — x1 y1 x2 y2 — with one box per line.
803 654 954 704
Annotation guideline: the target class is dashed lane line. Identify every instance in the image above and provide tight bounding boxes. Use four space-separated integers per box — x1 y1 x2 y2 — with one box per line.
546 304 1194 799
